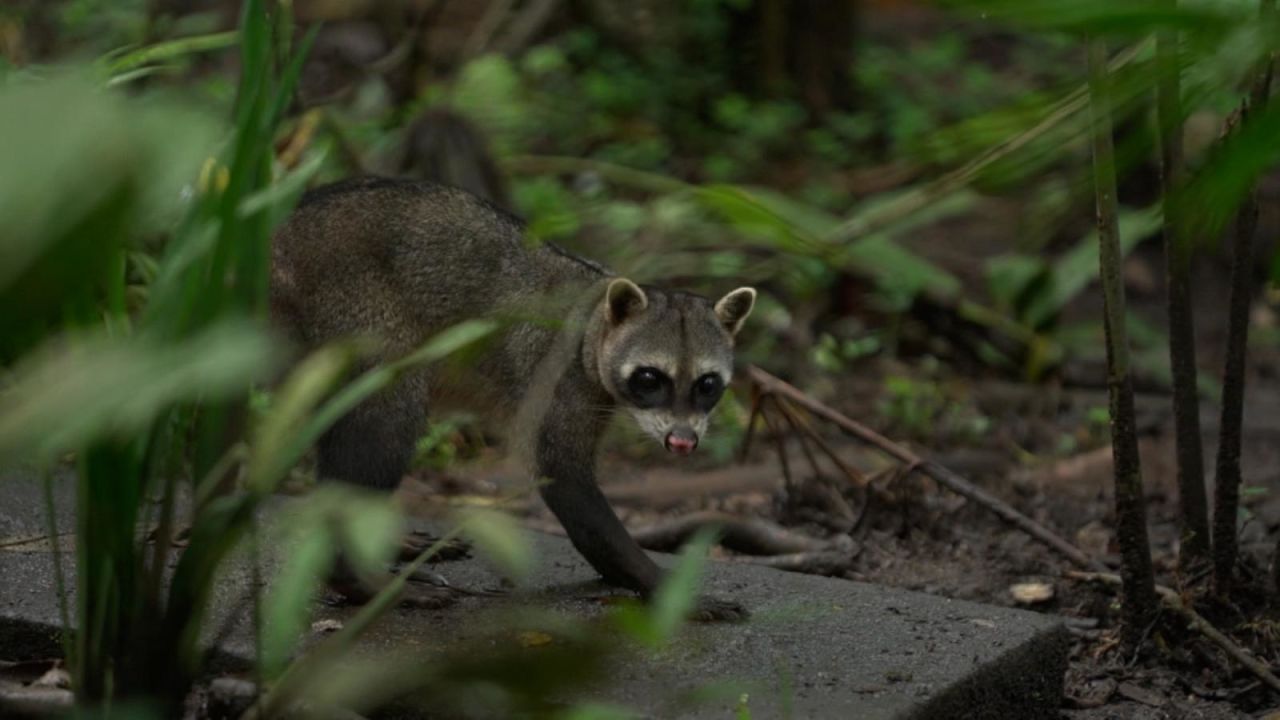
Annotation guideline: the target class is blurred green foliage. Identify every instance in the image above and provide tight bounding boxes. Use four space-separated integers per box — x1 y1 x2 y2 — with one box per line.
4 0 1280 711
0 6 751 714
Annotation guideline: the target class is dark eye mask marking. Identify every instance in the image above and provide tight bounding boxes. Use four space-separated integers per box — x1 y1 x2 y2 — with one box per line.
691 373 724 412
626 366 673 408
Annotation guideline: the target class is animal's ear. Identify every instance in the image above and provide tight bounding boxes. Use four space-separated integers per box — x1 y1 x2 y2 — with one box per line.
714 287 756 337
606 278 648 325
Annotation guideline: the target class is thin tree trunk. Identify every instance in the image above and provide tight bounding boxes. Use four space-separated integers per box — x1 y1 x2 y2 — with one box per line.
1156 5 1211 567
1213 5 1275 591
1087 36 1159 647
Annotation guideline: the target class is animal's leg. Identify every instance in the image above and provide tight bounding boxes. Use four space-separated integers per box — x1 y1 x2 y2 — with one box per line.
316 371 464 607
316 371 425 490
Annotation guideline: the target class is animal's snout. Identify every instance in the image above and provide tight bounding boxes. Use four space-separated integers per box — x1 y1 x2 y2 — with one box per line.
664 429 698 456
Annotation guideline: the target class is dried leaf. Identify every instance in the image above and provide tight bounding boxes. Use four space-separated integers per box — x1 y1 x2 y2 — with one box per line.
1009 581 1055 605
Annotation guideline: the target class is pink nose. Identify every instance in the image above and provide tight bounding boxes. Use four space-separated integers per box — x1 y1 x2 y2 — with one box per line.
664 433 698 455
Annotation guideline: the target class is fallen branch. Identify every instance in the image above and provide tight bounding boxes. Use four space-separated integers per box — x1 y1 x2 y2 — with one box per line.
727 549 857 575
629 511 850 556
1067 571 1280 694
747 366 1107 573
773 396 867 486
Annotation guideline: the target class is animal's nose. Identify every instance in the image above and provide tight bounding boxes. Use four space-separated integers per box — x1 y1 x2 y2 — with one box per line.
664 430 698 456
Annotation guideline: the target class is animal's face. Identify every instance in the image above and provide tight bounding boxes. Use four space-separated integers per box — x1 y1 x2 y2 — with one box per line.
596 279 755 456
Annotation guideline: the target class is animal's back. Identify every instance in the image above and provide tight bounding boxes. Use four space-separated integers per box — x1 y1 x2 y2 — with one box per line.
271 177 602 357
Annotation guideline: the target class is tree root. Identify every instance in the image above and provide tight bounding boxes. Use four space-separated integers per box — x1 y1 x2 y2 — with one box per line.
727 549 858 575
630 510 851 556
1068 570 1280 694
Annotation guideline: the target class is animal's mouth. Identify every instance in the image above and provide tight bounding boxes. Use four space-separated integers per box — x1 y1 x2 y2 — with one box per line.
664 431 698 456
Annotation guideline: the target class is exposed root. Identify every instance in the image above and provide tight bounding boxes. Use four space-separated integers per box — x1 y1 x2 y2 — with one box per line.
1068 570 1280 694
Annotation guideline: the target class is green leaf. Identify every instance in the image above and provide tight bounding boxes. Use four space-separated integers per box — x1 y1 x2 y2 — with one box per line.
1182 99 1280 242
649 528 715 641
0 73 215 356
260 518 334 679
260 485 401 680
986 254 1050 314
336 492 403 572
102 30 239 78
247 343 357 494
274 320 499 493
614 528 715 648
237 146 329 221
1022 204 1161 328
460 508 533 585
0 322 278 466
696 184 965 299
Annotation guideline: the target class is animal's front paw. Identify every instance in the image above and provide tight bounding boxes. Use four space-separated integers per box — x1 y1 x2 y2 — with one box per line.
690 595 750 623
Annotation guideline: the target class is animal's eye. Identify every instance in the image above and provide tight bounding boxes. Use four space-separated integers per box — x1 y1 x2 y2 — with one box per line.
629 368 663 393
626 367 671 408
695 374 723 398
691 374 724 410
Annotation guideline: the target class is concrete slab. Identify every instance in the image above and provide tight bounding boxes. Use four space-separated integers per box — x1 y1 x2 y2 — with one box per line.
1 469 1067 718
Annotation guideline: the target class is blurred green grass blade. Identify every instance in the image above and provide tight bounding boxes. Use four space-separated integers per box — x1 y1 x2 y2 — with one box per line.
0 73 214 355
1182 99 1280 241
942 0 1241 35
260 524 333 679
459 508 534 585
260 486 403 681
614 528 715 648
255 523 469 718
237 146 328 220
825 41 1149 246
267 23 320 130
647 528 714 643
336 491 402 571
697 185 965 299
106 66 174 87
247 343 355 494
0 322 278 466
696 185 823 255
235 0 270 124
161 492 258 685
261 321 497 493
102 30 238 76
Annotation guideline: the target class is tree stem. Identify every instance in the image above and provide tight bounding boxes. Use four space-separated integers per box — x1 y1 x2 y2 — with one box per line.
1087 36 1159 647
1212 0 1275 595
1156 3 1211 567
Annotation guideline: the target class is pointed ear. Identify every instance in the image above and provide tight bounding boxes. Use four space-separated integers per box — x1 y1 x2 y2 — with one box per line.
606 278 648 325
714 287 756 336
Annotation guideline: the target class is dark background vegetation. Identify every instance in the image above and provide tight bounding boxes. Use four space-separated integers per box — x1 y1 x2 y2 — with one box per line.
4 0 1280 718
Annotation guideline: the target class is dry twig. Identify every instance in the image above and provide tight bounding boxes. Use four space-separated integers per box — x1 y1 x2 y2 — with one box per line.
747 366 1107 572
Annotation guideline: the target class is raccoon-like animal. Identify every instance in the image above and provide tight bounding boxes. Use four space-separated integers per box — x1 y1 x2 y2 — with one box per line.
271 177 756 620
